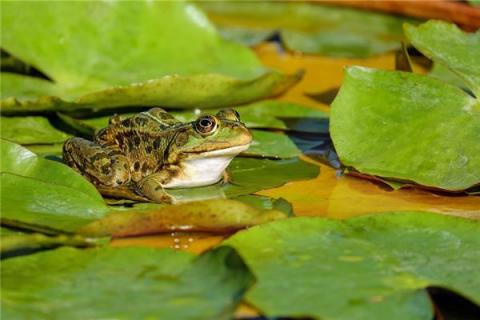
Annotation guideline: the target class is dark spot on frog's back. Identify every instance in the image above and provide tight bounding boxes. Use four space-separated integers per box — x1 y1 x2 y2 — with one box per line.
134 161 141 171
146 145 153 154
133 136 141 146
153 137 162 149
101 164 111 175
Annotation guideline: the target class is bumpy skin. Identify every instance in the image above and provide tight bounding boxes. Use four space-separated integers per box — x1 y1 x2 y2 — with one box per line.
63 108 251 202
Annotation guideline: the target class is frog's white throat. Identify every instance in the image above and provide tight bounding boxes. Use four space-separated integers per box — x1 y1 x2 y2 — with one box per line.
163 144 249 189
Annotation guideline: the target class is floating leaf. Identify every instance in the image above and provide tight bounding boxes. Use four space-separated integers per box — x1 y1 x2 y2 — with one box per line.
198 1 413 58
79 199 288 237
1 116 70 144
0 140 108 232
404 20 480 96
0 1 299 114
225 157 320 197
225 212 480 320
330 66 480 191
1 246 253 319
246 130 300 159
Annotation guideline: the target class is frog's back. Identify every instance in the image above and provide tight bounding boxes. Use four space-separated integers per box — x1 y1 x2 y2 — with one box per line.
95 108 185 181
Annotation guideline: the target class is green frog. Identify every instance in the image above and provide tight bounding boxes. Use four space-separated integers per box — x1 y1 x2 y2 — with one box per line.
63 108 252 203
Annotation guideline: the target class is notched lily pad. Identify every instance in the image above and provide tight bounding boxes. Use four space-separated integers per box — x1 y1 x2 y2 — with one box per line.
331 66 480 191
1 246 253 319
224 212 480 320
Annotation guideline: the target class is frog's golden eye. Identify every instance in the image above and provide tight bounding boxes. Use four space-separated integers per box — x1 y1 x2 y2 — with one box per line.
216 109 240 122
195 115 218 135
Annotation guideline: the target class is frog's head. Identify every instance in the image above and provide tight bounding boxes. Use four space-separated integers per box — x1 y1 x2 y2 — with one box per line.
171 109 252 160
164 109 252 188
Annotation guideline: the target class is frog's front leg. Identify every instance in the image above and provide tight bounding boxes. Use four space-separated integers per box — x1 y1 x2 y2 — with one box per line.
63 137 131 187
136 172 175 203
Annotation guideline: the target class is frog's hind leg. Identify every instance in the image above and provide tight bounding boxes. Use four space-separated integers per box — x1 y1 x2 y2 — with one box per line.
63 137 131 188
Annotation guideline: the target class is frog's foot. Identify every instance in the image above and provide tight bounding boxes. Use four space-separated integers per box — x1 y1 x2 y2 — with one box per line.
222 170 232 185
63 137 131 188
97 186 150 202
136 173 175 204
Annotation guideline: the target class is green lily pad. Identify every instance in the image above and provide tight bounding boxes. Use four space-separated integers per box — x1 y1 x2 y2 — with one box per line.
404 21 480 96
0 1 299 114
1 116 70 144
225 157 319 197
331 66 480 191
1 246 253 319
246 130 300 159
225 212 480 320
198 1 413 58
0 140 108 232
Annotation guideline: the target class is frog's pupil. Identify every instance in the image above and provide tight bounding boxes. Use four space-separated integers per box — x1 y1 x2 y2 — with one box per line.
200 119 211 127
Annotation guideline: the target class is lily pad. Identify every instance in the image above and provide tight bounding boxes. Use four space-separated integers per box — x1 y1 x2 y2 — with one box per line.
245 130 301 159
1 116 70 144
0 140 109 232
225 212 480 320
404 20 480 96
198 1 413 58
225 157 320 197
1 246 253 319
330 66 480 191
0 1 299 114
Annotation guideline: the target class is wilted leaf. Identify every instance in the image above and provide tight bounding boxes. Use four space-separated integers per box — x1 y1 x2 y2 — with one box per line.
404 20 480 96
0 1 299 114
1 116 70 144
1 233 104 257
225 212 480 320
79 199 288 237
0 140 108 232
198 1 413 58
330 66 480 191
1 246 253 320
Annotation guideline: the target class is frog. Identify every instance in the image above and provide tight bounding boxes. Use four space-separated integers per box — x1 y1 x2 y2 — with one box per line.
63 108 252 203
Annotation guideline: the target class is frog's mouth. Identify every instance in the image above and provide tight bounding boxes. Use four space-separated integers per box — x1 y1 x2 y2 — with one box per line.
185 143 251 159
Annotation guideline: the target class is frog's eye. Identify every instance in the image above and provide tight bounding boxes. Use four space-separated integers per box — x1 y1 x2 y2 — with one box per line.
216 109 240 121
195 115 218 135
